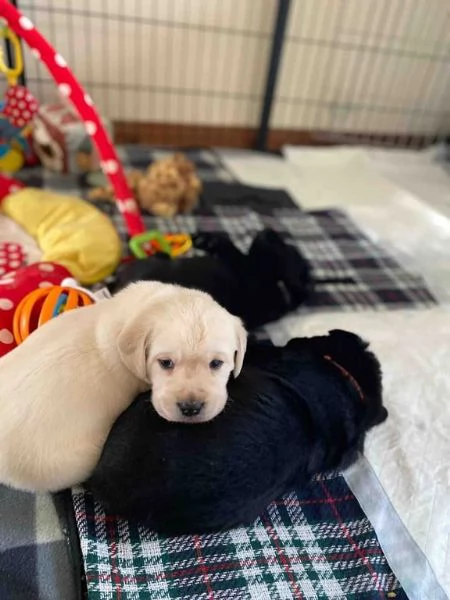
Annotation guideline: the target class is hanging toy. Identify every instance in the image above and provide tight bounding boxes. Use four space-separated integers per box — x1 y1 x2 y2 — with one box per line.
0 26 39 171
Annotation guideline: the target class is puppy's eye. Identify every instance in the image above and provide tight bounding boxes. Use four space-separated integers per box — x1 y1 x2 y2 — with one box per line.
209 359 224 370
158 359 175 370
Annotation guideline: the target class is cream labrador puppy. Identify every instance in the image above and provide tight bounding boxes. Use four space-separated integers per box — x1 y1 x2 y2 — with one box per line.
0 282 246 492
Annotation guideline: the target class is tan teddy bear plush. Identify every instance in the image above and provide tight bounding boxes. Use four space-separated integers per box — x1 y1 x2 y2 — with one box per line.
88 153 202 218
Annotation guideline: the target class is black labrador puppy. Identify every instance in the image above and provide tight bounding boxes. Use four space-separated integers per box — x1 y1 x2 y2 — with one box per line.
114 229 312 329
87 330 387 535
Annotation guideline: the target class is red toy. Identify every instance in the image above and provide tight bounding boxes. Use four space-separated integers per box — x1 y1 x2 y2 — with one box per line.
0 262 71 356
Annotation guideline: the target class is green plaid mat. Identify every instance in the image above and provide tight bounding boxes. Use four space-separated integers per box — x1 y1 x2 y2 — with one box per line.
74 475 407 599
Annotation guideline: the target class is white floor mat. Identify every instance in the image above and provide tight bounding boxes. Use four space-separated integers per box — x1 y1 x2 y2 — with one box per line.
218 146 450 596
270 307 450 597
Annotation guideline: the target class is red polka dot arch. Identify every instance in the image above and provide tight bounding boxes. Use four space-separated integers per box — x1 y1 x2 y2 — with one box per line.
0 0 146 239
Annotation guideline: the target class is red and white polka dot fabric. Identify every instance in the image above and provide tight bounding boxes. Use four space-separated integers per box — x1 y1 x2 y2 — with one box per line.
0 242 26 276
3 85 39 128
0 261 72 357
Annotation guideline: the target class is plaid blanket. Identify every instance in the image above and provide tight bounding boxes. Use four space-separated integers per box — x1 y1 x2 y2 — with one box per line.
74 476 407 600
1 146 436 599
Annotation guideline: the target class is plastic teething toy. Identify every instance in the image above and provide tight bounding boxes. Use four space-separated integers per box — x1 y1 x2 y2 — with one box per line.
129 230 192 259
163 234 192 257
13 284 94 344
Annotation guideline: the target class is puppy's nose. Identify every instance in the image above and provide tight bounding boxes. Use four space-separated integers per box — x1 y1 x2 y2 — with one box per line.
177 400 205 417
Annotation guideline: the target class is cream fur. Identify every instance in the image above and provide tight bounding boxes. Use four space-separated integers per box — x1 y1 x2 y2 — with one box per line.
0 282 246 492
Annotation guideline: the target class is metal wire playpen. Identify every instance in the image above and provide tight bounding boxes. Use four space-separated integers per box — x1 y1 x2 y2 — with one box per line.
3 0 450 150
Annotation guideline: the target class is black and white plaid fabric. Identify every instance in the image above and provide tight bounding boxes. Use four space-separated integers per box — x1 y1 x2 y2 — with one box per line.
2 145 436 599
39 145 432 311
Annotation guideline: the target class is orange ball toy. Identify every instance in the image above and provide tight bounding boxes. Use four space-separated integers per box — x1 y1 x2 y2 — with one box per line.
13 285 94 345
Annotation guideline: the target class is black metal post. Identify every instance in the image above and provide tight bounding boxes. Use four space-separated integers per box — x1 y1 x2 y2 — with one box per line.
4 0 26 87
255 0 291 151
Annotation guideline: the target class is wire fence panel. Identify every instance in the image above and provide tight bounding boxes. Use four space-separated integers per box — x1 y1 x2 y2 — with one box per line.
2 0 450 149
17 0 276 147
271 0 450 148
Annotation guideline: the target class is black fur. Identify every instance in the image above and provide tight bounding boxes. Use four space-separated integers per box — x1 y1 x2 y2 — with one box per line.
114 229 312 329
87 330 387 535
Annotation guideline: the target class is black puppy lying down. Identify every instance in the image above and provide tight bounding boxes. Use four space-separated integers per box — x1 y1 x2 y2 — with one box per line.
87 330 387 535
114 229 312 329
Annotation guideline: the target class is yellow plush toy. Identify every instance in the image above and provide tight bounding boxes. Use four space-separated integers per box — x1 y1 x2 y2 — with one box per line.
1 188 121 284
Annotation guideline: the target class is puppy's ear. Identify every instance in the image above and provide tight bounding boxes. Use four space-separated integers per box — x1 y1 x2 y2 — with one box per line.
114 282 171 382
329 329 369 350
233 318 247 377
117 314 152 382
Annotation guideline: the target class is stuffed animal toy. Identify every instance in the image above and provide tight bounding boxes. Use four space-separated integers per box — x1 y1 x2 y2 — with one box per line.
88 153 202 218
87 329 387 534
113 229 312 329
